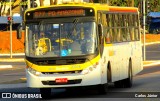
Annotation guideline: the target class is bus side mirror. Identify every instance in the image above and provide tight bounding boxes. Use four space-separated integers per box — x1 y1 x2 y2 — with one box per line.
98 24 103 38
17 25 22 39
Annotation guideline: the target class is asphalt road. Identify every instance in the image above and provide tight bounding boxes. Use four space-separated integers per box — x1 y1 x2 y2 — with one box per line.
143 43 160 60
0 62 26 84
0 64 160 100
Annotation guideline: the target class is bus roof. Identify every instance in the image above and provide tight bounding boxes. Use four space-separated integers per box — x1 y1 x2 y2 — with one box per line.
108 6 138 13
25 3 138 13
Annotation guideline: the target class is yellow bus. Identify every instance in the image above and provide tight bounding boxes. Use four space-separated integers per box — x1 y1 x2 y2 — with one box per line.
17 2 143 98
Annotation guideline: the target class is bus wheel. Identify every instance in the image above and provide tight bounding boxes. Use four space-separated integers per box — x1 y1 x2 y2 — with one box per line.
114 80 124 88
40 88 51 99
97 83 108 94
124 61 133 88
66 87 82 93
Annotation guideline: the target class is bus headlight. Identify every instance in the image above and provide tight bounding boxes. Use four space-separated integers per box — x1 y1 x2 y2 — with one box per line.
81 62 99 75
81 69 90 75
28 67 41 76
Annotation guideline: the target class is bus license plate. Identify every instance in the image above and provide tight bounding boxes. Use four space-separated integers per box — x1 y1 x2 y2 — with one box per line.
55 78 68 83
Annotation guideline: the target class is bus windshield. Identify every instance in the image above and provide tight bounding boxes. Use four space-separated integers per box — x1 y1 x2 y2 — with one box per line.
26 21 98 58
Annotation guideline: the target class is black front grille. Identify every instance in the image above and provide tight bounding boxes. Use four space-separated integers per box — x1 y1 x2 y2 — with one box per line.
35 59 86 65
42 70 82 75
42 79 82 85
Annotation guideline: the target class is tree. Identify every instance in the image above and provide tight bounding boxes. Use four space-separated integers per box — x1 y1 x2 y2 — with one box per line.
0 0 7 16
40 0 57 6
50 0 54 5
39 0 44 6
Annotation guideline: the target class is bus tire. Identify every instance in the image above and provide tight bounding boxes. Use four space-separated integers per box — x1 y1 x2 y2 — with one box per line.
107 62 112 83
66 87 82 93
124 61 133 88
40 88 51 99
65 87 75 93
114 80 124 88
97 83 108 94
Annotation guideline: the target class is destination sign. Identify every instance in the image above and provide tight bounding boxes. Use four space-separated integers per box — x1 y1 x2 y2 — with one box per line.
33 9 85 18
25 7 95 20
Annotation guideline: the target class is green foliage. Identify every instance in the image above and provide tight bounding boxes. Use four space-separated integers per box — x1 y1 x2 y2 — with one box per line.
100 0 160 11
148 0 160 12
134 0 139 7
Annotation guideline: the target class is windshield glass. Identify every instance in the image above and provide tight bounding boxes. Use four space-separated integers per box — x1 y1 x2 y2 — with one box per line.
25 21 98 57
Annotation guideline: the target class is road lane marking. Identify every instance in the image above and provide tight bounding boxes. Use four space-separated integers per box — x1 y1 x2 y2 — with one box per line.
3 72 25 76
0 65 12 68
0 53 25 56
20 78 27 81
143 61 160 67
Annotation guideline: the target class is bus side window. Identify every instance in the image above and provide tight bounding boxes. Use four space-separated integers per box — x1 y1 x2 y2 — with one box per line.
129 15 133 41
115 13 121 42
121 14 128 42
126 14 131 41
108 14 113 43
134 14 140 40
105 14 111 43
105 31 112 43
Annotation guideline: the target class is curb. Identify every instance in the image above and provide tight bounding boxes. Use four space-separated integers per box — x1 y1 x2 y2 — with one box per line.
141 41 160 46
0 53 25 56
20 78 27 81
0 58 24 62
0 65 12 68
0 53 25 62
143 60 160 67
